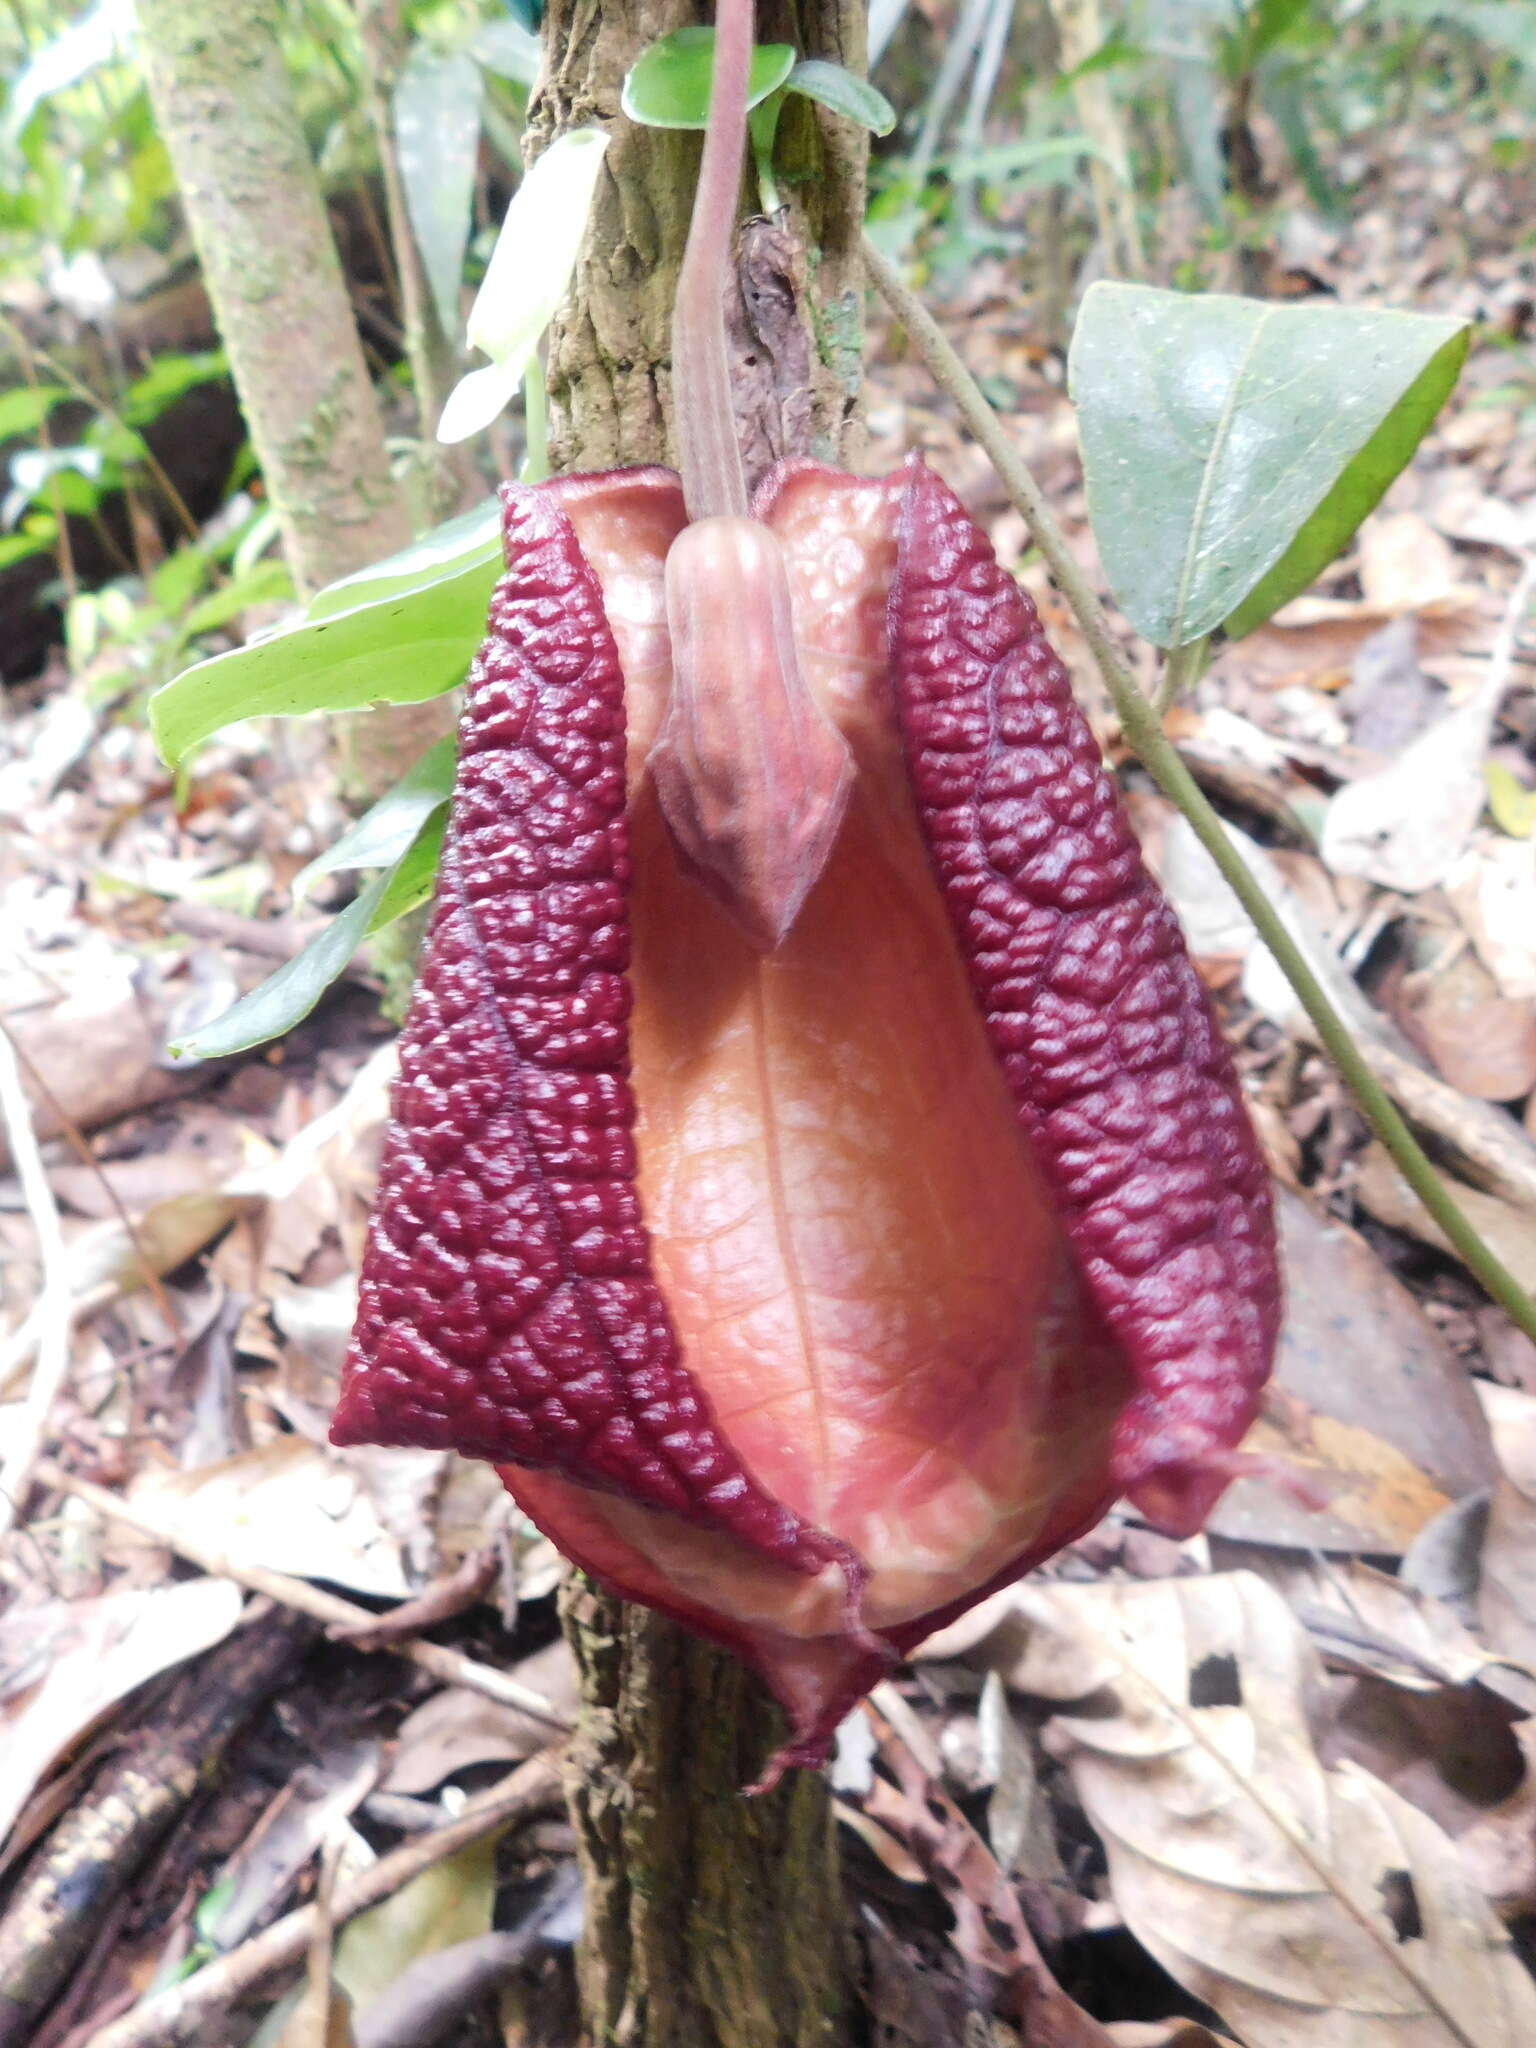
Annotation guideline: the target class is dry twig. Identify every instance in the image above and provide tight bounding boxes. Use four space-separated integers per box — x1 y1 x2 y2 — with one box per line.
0 1028 74 1539
81 1750 563 2048
0 1607 314 2048
36 1461 571 1730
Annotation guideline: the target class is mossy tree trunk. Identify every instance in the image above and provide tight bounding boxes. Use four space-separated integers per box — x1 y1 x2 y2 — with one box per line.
535 4 869 2043
135 0 449 792
136 0 408 591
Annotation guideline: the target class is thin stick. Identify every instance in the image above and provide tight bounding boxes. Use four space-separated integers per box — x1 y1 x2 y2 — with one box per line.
35 1459 572 1730
0 1031 74 1538
80 1750 563 2048
863 237 1536 1346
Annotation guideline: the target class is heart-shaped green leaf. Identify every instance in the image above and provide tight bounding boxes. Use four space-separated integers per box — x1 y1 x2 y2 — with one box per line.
785 60 896 134
1070 283 1470 648
622 27 794 129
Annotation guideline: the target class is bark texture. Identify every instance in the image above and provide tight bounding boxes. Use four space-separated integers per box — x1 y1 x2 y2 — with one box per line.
136 0 411 593
533 5 869 2041
535 0 868 478
135 0 452 793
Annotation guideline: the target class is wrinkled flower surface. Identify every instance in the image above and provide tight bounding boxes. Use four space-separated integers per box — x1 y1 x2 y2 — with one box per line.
333 456 1280 1769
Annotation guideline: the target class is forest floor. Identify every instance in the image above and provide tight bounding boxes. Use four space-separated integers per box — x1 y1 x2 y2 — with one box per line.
3 110 1536 2048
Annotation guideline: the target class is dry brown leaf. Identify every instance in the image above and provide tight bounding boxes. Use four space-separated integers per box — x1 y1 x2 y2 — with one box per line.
209 1738 382 1952
0 1576 243 1847
382 1641 578 1795
1352 1144 1536 1297
1206 1192 1495 1554
1445 837 1536 1001
127 1438 413 1598
1477 1383 1536 1673
1321 676 1507 894
1103 2027 1227 2048
1412 992 1536 1102
1032 1573 1536 2046
1358 512 1468 616
863 1708 1117 2044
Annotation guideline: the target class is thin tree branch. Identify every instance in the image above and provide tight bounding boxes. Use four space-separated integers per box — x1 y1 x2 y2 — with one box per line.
863 237 1536 1346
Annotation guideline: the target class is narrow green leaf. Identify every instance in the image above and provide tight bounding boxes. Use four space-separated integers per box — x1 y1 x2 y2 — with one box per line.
622 28 795 129
785 60 896 135
120 349 229 426
179 560 295 639
306 499 501 620
366 807 447 932
174 871 390 1061
437 128 612 445
394 48 484 340
295 737 456 900
943 134 1106 181
1069 282 1470 648
149 560 493 767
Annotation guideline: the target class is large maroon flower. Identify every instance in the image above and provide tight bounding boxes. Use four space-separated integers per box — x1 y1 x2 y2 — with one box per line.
331 452 1280 1773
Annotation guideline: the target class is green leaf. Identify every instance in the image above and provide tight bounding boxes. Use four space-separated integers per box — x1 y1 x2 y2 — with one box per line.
0 529 52 570
1069 282 1470 648
394 48 484 340
295 737 456 900
621 28 795 129
1249 0 1314 59
149 559 493 767
179 560 295 639
366 807 447 931
784 60 896 135
0 384 69 438
438 128 611 445
306 499 501 620
173 871 391 1061
120 349 229 426
943 134 1106 182
1486 761 1536 840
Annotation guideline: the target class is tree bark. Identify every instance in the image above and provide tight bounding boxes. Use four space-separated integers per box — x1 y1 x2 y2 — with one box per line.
135 0 452 793
534 5 868 2042
536 0 868 478
136 0 410 593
